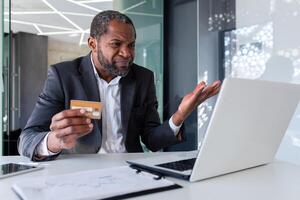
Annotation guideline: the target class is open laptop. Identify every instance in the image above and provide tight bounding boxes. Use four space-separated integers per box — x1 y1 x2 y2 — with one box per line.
127 78 300 182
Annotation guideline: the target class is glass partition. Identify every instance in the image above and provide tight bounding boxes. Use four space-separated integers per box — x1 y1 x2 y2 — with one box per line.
231 0 300 165
2 0 11 155
0 0 4 155
198 0 300 165
197 0 235 146
114 0 164 118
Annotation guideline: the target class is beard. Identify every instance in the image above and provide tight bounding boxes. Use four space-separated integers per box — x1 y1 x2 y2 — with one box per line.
97 48 132 77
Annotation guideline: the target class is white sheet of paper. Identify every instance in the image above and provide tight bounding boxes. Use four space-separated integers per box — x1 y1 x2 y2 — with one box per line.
12 166 176 200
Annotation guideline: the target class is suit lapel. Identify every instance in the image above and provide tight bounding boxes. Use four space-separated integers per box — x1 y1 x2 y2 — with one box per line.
78 53 101 102
120 68 136 135
78 53 102 131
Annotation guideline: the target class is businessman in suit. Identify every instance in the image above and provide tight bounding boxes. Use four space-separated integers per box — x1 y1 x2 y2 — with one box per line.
18 10 221 161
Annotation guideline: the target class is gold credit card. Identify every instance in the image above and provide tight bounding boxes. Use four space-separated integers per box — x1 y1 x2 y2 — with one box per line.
70 100 103 119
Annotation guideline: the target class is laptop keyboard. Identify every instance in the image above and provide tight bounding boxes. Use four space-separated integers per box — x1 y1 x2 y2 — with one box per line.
156 158 196 171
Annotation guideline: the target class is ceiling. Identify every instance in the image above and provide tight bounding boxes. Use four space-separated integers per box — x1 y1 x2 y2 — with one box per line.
4 0 114 45
4 0 163 45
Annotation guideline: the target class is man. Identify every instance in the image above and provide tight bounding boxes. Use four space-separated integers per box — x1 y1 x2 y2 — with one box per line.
18 10 221 161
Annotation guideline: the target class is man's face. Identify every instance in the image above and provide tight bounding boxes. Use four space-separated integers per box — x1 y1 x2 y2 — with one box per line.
95 20 135 77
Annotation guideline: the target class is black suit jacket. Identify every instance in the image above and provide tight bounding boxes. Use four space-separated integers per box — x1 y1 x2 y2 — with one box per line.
18 53 183 161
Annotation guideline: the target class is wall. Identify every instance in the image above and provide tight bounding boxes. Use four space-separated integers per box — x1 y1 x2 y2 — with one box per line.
48 38 90 66
15 32 48 129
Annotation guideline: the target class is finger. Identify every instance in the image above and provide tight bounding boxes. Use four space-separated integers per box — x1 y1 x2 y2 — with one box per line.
211 80 221 88
50 117 91 131
206 82 222 98
193 81 206 97
194 82 221 104
201 81 221 96
52 109 87 122
59 127 93 149
75 129 92 139
209 84 222 96
55 123 93 138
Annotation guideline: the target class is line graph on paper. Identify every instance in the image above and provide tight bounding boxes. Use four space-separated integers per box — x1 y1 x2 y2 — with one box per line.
12 166 174 200
45 175 120 189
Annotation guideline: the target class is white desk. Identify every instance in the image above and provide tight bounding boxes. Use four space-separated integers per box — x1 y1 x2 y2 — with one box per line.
1 153 300 200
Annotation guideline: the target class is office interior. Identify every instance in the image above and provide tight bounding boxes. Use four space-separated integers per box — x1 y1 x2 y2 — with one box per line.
0 0 299 166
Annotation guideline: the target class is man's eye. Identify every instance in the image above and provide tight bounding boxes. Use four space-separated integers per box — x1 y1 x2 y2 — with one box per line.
129 43 135 48
111 43 120 48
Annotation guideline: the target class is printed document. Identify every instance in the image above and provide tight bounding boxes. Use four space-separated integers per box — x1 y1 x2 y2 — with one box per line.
12 166 180 200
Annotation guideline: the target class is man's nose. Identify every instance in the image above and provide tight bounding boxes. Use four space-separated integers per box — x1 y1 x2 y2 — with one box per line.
119 46 131 58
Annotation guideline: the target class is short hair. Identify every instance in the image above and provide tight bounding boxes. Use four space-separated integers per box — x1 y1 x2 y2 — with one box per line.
90 10 136 39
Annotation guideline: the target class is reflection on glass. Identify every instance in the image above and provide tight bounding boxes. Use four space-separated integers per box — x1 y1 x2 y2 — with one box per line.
224 22 273 79
208 0 235 31
197 70 212 130
226 0 300 165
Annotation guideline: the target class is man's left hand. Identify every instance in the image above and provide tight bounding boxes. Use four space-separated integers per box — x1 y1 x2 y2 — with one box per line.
172 80 221 126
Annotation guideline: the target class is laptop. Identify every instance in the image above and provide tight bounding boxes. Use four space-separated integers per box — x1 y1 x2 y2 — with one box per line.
127 78 300 182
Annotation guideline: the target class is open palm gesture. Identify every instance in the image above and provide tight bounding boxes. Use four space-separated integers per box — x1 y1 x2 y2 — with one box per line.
173 81 221 125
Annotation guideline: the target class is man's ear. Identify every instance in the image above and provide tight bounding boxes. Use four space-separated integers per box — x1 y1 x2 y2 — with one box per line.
88 37 97 52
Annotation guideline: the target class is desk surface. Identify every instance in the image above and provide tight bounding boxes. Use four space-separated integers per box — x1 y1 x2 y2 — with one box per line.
1 153 300 200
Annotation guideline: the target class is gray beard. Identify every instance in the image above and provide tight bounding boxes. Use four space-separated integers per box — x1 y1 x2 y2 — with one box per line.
97 49 131 77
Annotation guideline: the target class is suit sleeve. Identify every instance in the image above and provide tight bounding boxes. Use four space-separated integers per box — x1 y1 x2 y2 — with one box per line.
141 73 184 151
18 66 64 161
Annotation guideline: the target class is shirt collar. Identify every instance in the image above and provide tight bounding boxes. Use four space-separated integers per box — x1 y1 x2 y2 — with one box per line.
90 54 121 85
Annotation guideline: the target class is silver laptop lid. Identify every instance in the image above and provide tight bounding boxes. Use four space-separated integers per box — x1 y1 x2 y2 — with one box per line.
190 78 300 181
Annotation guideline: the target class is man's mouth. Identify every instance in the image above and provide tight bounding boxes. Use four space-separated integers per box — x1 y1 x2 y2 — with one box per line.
114 61 131 68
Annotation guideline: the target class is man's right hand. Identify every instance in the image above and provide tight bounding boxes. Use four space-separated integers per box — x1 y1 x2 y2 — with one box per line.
47 109 94 153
